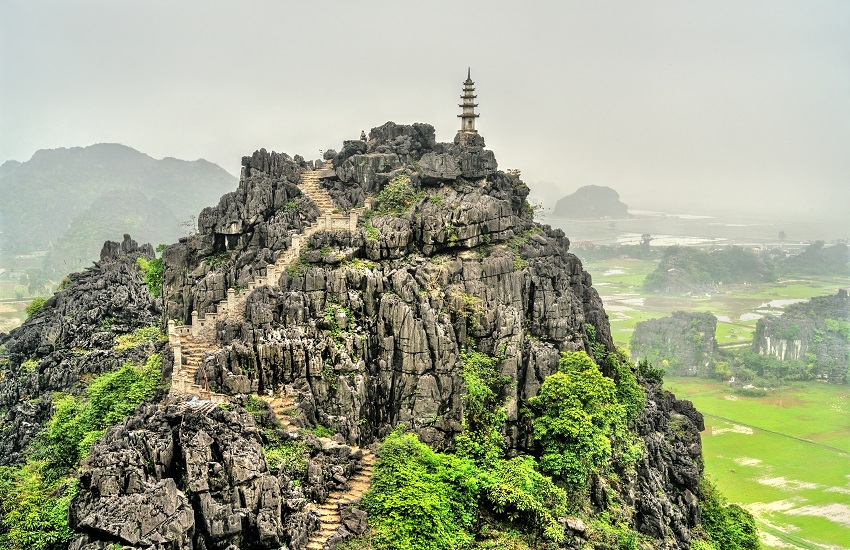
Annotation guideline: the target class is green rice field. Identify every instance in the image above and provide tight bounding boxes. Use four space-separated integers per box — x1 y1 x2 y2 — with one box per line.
666 377 850 549
581 257 848 349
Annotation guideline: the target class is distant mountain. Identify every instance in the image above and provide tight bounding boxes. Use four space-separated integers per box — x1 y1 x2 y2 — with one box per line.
0 160 21 178
0 143 236 271
552 185 630 219
43 189 181 276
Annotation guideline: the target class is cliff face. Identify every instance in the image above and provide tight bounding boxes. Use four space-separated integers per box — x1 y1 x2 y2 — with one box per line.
753 290 849 383
1 123 709 549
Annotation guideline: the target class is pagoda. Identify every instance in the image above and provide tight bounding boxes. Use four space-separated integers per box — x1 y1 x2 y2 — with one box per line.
457 68 479 134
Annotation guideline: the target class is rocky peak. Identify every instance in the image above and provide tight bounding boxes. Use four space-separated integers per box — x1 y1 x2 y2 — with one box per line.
7 122 714 550
160 121 615 454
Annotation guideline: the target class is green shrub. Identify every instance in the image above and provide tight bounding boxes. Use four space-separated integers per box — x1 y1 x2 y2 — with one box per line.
56 276 72 291
636 357 664 382
265 440 307 478
203 252 230 267
364 221 380 242
0 464 77 550
588 511 644 549
698 477 759 550
32 354 163 481
25 297 47 318
374 174 421 216
363 429 482 550
285 256 310 276
483 456 569 542
455 348 508 467
21 359 38 373
136 253 164 297
344 257 375 270
313 424 337 438
612 348 646 421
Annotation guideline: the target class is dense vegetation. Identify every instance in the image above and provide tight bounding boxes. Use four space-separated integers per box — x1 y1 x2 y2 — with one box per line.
643 246 776 293
346 341 752 549
0 354 163 549
641 242 848 294
782 241 849 276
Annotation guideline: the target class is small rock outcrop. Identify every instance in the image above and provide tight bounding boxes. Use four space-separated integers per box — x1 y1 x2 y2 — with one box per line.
629 311 719 377
753 289 849 383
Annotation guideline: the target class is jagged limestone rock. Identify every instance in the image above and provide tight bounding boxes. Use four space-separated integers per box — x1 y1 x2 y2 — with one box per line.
0 235 161 465
69 400 369 550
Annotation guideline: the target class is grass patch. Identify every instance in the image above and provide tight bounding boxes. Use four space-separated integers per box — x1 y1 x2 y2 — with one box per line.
113 325 164 351
666 377 850 549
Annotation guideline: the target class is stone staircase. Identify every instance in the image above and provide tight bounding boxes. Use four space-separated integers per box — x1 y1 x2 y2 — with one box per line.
167 326 228 404
259 394 298 430
258 392 377 550
167 162 367 402
300 166 336 214
306 448 376 550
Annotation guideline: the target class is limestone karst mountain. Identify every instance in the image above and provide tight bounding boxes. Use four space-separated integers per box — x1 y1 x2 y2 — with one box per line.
0 120 756 549
552 185 630 219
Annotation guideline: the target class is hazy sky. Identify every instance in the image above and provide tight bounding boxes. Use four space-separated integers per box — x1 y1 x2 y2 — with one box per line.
2 1 848 225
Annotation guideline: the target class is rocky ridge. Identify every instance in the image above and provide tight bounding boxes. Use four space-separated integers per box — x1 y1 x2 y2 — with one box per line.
152 121 703 546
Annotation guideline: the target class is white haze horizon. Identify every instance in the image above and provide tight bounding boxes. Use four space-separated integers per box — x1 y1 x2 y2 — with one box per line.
2 1 848 233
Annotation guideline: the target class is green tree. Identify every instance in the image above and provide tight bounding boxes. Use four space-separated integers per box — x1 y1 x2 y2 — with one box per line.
136 244 166 297
529 352 627 487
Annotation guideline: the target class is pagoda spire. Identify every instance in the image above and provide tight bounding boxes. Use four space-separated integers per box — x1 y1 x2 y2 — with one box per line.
458 68 479 134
